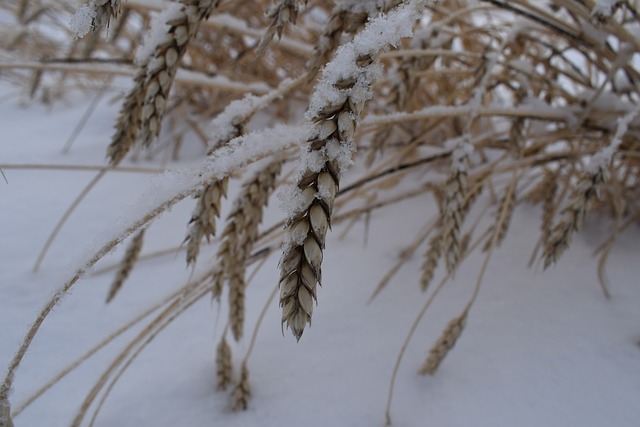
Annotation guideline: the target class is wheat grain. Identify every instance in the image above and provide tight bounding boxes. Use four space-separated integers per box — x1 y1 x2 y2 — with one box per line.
106 229 145 303
418 309 468 375
215 335 233 391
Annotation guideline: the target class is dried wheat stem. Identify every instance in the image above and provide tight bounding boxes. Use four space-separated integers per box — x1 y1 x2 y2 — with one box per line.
186 178 228 265
418 309 468 375
232 362 251 411
215 334 233 391
74 270 216 427
106 229 145 303
2 126 300 422
12 277 196 418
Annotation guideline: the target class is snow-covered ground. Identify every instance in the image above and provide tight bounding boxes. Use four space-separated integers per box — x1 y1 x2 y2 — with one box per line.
1 82 640 427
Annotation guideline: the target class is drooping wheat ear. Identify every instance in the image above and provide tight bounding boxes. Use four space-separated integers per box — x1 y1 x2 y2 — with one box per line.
232 362 251 411
210 267 224 301
420 229 442 291
543 168 607 268
220 160 283 341
106 229 145 303
138 0 221 147
279 0 423 340
418 309 468 376
441 140 472 274
107 67 147 165
483 176 517 251
280 125 342 340
543 102 640 267
186 178 229 265
215 335 233 391
258 0 306 51
278 84 363 340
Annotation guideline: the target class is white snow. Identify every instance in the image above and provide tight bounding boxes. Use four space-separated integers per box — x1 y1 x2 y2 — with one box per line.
69 4 97 39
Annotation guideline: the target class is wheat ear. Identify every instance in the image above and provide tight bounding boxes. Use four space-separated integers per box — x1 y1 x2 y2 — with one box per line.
185 178 228 265
420 230 442 291
441 140 472 273
215 334 233 391
139 0 221 146
106 229 145 303
221 160 282 340
543 169 606 267
483 176 517 251
258 0 305 51
418 309 468 375
232 362 251 411
279 0 424 340
107 67 147 165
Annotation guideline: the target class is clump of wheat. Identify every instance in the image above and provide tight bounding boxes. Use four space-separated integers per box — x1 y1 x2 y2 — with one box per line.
2 0 640 425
